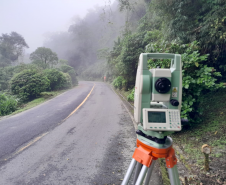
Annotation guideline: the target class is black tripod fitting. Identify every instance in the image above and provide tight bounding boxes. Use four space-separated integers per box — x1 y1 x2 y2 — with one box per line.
136 130 167 144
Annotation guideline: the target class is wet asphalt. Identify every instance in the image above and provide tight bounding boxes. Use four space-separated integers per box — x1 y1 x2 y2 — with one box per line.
0 81 93 163
0 81 162 185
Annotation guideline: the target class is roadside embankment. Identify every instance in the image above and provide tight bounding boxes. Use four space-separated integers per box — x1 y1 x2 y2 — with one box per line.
111 86 226 185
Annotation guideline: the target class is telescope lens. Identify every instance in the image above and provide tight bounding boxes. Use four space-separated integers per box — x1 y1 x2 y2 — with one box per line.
155 78 171 94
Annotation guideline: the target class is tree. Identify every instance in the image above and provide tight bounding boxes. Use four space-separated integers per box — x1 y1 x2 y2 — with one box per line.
30 47 58 69
0 32 29 66
151 0 226 77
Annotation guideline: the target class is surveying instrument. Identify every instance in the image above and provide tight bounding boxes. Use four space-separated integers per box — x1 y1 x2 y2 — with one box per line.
122 53 183 185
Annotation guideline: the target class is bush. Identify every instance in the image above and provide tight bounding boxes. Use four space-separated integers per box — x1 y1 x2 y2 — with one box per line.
43 69 70 90
0 66 15 91
62 72 72 89
127 88 135 102
60 65 74 73
13 63 43 74
59 65 78 86
40 91 55 98
112 76 127 90
0 93 17 115
146 41 224 123
67 69 78 86
11 70 50 101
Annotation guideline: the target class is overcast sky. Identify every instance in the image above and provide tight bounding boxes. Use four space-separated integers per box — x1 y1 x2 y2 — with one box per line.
0 0 113 53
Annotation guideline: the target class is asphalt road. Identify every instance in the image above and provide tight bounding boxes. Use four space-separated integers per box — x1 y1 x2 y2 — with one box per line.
0 81 162 185
0 81 93 163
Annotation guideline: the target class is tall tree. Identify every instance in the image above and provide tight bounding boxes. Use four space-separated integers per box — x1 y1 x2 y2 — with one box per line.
30 47 58 69
0 32 29 66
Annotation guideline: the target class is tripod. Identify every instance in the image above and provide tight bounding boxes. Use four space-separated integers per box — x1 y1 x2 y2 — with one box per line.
121 136 181 185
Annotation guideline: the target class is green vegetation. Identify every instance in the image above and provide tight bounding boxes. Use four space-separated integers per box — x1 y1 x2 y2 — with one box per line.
148 41 224 123
112 76 126 90
62 72 72 89
91 1 225 182
30 47 58 69
127 88 135 102
159 159 171 185
43 69 70 91
0 93 17 116
11 70 50 101
103 0 226 124
0 32 29 67
167 88 226 182
42 1 226 124
0 33 78 116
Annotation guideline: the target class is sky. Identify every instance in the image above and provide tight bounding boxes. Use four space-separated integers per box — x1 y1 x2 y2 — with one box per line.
0 0 113 53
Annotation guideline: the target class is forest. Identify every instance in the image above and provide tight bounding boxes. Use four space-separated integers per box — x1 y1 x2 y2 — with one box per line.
44 0 226 124
0 0 226 122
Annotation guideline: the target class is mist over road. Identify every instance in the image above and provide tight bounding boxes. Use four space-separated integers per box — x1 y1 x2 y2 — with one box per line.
0 81 146 184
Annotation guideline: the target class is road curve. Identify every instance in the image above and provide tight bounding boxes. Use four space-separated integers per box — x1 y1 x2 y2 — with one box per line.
0 81 162 185
0 81 94 162
0 82 138 184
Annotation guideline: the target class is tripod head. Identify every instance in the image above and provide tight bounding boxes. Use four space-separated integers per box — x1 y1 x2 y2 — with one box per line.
134 53 183 142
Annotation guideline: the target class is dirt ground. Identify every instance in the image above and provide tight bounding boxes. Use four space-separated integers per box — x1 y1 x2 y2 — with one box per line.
171 125 226 185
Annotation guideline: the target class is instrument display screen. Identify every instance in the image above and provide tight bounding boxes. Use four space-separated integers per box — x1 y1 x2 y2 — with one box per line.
148 111 166 123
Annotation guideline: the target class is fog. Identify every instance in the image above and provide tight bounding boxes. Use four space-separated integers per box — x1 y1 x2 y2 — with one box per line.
41 0 146 76
0 0 113 53
0 0 146 78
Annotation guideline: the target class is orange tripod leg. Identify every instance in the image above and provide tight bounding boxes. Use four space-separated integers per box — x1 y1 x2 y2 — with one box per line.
165 147 177 168
122 138 181 185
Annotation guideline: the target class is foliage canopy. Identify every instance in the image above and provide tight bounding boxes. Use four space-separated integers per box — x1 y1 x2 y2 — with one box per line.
0 32 29 67
11 70 50 101
30 47 58 69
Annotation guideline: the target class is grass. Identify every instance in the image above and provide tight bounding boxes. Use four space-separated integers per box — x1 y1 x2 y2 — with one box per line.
170 88 226 183
113 87 134 103
159 159 171 185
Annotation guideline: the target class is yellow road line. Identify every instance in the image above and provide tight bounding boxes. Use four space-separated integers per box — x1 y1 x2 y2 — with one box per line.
63 83 95 121
4 132 48 161
3 84 95 161
15 132 48 155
